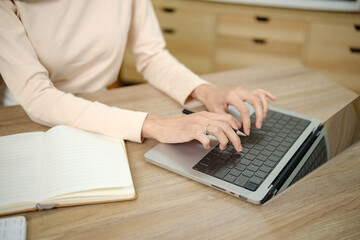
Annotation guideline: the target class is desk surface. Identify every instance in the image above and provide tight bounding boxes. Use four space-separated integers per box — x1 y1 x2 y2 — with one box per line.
0 63 359 240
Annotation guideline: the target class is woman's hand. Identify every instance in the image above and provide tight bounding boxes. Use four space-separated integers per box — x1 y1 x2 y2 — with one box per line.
191 84 276 136
141 112 243 151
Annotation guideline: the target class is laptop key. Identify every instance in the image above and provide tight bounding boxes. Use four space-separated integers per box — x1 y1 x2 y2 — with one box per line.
264 160 276 168
240 159 251 166
248 164 259 172
265 145 276 152
261 150 271 156
241 146 250 153
249 149 260 156
260 165 271 173
229 169 241 177
255 171 267 179
235 163 247 171
234 175 249 187
225 158 238 168
252 159 263 167
250 176 263 185
221 150 233 160
242 170 254 178
208 163 221 174
224 173 237 183
281 141 292 148
277 146 288 153
256 154 267 162
254 144 265 151
214 167 230 179
269 155 281 163
269 140 281 147
245 153 256 161
244 181 259 191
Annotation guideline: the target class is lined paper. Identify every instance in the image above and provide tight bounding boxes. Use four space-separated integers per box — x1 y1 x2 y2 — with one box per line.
40 126 132 200
0 132 43 205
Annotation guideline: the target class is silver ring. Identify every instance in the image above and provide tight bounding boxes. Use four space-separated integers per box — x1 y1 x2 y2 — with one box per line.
204 123 210 135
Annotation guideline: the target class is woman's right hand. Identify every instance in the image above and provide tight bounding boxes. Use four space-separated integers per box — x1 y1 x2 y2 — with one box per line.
141 112 243 152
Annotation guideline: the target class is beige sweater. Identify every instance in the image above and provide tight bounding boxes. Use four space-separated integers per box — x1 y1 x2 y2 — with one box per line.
0 0 208 142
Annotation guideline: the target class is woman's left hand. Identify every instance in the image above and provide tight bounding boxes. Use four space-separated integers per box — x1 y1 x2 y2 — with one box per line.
191 84 276 136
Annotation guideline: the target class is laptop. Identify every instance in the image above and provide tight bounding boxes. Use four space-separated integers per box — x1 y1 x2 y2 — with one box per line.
144 104 330 204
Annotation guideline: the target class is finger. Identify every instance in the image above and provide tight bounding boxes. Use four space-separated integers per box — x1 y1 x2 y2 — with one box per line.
218 122 242 152
205 112 241 130
194 130 211 149
257 89 276 117
258 92 269 118
246 94 264 129
229 96 251 136
261 89 277 101
206 124 228 150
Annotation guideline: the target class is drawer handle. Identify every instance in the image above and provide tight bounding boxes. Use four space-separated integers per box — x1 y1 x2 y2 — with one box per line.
162 7 176 13
354 24 360 31
252 38 267 44
255 16 269 22
162 28 176 34
350 47 360 54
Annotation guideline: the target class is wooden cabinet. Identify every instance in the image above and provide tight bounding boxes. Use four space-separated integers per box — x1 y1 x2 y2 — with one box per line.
119 1 215 84
154 5 215 74
306 23 360 93
215 14 306 71
119 0 360 94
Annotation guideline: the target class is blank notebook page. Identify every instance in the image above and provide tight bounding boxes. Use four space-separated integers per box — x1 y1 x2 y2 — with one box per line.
40 126 133 200
0 132 43 205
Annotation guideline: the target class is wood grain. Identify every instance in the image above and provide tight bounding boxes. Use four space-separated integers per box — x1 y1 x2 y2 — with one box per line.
0 64 359 240
306 23 360 94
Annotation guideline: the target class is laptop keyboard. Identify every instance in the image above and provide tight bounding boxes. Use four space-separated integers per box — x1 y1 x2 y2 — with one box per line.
193 110 310 191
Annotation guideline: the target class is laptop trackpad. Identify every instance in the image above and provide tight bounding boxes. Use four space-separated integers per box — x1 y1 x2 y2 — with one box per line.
144 138 218 173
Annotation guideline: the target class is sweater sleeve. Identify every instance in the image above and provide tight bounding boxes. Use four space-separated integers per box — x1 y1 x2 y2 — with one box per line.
127 0 210 106
0 1 147 142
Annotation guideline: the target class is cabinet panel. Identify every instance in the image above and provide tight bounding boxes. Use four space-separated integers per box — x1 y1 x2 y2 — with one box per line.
215 36 303 71
120 4 215 84
215 13 306 71
155 6 215 74
306 23 360 94
218 15 307 43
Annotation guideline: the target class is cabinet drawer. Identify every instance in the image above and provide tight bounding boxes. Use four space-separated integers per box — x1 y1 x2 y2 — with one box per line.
308 23 360 46
119 4 216 84
215 36 303 71
154 6 215 74
218 15 306 44
306 23 360 94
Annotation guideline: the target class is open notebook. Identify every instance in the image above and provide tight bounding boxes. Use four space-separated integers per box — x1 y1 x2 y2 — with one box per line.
0 126 136 216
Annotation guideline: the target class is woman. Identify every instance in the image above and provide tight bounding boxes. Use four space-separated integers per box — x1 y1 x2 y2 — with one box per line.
0 0 275 152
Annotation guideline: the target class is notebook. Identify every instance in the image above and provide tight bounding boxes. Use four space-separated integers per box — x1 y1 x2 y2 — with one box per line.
0 126 136 216
145 104 330 204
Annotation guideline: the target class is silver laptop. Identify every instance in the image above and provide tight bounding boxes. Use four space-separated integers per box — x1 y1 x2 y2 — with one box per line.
145 104 330 204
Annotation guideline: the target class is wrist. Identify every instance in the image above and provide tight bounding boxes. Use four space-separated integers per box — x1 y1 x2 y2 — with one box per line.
141 114 160 139
191 84 217 104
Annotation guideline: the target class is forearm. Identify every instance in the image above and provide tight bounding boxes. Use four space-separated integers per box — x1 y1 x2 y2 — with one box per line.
13 76 148 142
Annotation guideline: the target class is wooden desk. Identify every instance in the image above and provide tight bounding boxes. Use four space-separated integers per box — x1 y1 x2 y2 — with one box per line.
0 63 359 239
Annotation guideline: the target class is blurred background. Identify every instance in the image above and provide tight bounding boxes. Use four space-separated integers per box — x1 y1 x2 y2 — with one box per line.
116 0 360 95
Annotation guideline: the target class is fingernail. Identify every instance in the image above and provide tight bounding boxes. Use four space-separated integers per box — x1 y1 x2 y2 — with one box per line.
246 129 250 135
238 145 242 152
